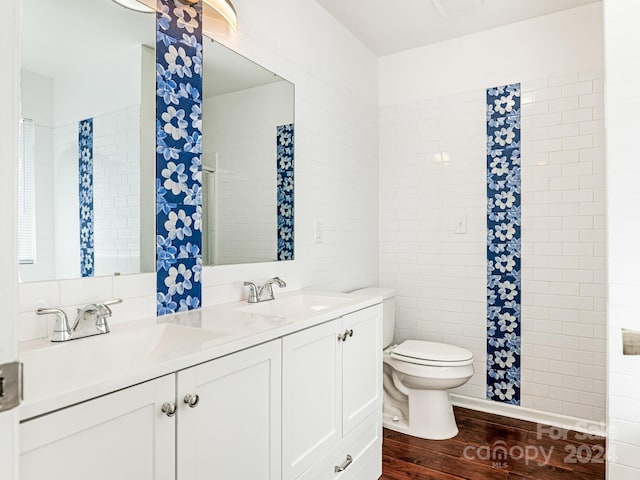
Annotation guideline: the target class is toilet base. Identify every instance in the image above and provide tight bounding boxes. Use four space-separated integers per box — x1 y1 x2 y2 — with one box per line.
383 388 459 440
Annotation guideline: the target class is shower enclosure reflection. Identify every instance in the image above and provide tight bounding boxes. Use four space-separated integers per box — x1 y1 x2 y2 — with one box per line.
201 158 218 266
201 39 294 265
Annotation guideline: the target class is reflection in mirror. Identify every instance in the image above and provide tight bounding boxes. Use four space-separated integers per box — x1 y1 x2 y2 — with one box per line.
201 38 295 265
19 0 155 282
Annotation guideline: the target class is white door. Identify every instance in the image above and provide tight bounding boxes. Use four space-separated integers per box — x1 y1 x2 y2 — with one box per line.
177 339 282 480
342 306 383 435
20 375 176 480
0 1 21 478
282 320 342 480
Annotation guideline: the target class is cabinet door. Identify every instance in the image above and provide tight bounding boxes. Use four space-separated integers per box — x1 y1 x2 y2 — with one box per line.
282 320 342 480
177 339 281 480
20 375 175 480
342 305 382 435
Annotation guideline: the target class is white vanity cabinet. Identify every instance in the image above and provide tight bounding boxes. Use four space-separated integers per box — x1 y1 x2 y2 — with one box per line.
19 339 282 480
177 339 282 480
282 305 382 480
20 375 176 480
18 296 383 480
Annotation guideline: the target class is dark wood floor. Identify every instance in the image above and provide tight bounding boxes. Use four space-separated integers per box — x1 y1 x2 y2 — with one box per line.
381 406 605 480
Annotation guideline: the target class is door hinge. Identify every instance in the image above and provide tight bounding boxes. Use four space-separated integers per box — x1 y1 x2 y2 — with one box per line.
0 361 23 412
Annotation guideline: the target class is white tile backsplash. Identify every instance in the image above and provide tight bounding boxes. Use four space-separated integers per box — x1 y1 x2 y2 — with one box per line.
379 67 606 421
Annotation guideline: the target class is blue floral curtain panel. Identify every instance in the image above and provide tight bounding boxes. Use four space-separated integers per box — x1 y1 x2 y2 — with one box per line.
277 124 294 260
155 0 203 315
79 118 94 278
486 83 521 405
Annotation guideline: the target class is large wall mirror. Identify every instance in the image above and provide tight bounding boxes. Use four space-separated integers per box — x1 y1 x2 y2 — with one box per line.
19 0 156 283
201 38 294 265
19 0 294 283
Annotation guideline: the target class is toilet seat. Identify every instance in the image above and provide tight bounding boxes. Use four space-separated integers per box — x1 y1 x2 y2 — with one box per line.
389 340 474 367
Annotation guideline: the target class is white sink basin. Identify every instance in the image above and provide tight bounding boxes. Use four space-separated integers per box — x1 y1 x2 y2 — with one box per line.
146 323 227 356
235 294 351 318
20 323 227 395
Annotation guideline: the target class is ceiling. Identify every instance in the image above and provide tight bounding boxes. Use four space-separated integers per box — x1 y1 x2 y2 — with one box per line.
315 0 601 57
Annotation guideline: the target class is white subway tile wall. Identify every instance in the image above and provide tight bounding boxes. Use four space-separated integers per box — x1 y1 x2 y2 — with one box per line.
379 69 605 422
18 273 158 342
521 72 606 422
202 83 291 265
379 91 488 400
93 106 141 276
605 0 640 477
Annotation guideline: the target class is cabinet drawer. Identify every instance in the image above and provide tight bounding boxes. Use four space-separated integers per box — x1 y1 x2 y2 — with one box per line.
297 409 382 480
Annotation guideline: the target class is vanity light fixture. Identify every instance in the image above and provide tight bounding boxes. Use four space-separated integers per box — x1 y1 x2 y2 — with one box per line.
111 0 237 32
111 0 154 13
182 0 238 32
205 0 238 32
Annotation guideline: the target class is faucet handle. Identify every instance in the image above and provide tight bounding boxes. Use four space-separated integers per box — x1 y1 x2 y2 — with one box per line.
95 298 123 318
36 307 72 342
102 298 123 307
92 298 122 333
243 281 259 303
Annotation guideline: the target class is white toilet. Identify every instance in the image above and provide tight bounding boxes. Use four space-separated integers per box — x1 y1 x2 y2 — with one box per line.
353 288 474 440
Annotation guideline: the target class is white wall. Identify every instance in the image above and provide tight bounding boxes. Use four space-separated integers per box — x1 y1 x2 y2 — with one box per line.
203 81 293 265
379 4 603 106
0 1 20 477
19 70 56 282
18 0 379 340
379 4 606 424
604 0 640 477
53 44 145 279
51 121 80 279
20 44 148 282
53 45 143 127
93 106 141 276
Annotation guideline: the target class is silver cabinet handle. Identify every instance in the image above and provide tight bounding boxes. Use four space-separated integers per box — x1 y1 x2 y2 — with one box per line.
334 454 353 473
161 402 177 417
337 329 354 342
184 393 200 408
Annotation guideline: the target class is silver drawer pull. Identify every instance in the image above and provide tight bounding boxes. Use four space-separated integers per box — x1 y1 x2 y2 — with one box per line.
334 454 353 473
184 393 200 408
337 329 354 342
161 402 177 417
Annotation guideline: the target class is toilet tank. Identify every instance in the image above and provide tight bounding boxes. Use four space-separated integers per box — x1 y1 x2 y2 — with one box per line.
351 287 396 348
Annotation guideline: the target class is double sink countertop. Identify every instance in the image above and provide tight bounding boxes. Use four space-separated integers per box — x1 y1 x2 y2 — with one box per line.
18 291 382 421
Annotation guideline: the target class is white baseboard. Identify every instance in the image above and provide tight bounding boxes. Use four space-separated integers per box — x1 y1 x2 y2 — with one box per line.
450 394 607 437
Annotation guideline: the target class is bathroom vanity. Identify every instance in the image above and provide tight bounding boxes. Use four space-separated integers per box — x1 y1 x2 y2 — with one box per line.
18 292 382 480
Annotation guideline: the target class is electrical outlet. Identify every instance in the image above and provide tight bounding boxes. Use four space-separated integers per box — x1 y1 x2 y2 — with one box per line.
313 221 324 243
454 215 467 234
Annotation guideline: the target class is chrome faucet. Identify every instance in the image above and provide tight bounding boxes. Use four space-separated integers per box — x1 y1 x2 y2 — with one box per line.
36 298 122 342
243 277 287 303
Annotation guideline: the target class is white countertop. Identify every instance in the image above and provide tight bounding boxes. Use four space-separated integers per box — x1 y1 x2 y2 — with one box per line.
18 291 381 421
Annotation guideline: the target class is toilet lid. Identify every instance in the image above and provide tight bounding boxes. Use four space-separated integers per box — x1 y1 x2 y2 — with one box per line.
392 340 473 363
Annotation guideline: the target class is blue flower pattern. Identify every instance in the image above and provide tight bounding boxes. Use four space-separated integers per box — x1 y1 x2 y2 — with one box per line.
156 0 202 316
277 124 294 260
79 118 94 277
486 83 521 405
